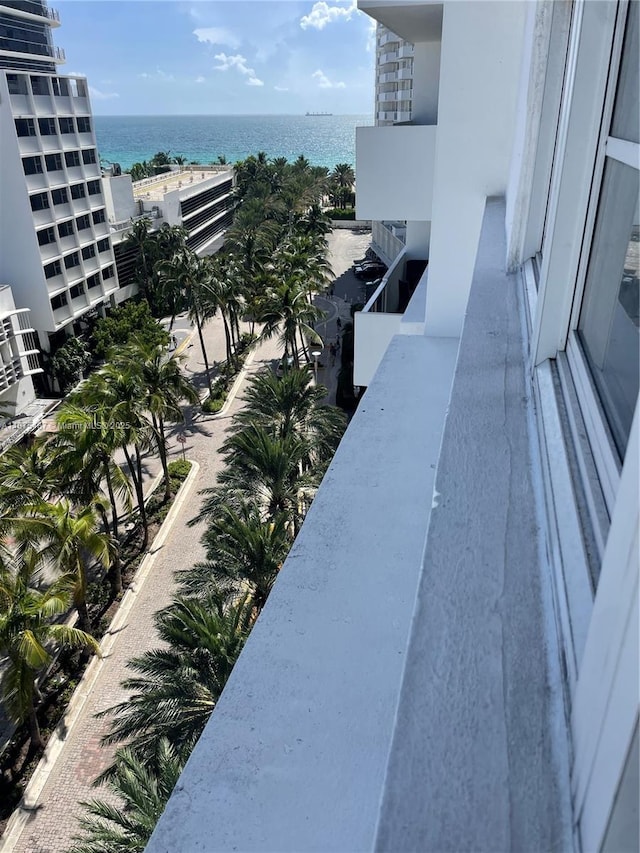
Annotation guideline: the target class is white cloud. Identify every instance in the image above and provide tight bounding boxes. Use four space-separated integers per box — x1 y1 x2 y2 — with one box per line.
312 69 345 89
195 75 206 84
214 53 263 86
274 85 289 92
365 18 377 51
89 85 119 100
139 68 175 82
300 0 356 31
193 27 240 49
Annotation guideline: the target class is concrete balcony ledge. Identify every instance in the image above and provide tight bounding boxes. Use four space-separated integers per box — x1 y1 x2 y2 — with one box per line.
146 332 459 853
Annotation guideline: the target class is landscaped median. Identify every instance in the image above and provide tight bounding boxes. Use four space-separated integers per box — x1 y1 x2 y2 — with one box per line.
201 333 256 415
0 459 197 844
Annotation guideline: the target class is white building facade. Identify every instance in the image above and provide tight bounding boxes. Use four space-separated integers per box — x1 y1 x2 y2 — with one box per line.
146 1 638 851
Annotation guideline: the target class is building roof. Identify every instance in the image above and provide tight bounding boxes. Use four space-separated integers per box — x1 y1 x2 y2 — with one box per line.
132 167 232 203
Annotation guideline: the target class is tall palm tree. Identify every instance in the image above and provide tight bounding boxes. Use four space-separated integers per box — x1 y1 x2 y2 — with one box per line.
0 438 58 515
180 503 290 612
0 554 99 750
14 500 114 632
51 403 132 594
233 367 346 469
113 341 199 500
123 218 156 300
99 593 253 754
200 257 245 369
69 739 184 853
158 248 214 395
259 278 324 367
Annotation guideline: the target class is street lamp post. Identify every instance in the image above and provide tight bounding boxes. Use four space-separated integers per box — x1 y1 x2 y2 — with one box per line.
311 350 322 384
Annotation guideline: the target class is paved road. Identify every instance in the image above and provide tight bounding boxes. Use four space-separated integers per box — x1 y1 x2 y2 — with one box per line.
4 228 371 853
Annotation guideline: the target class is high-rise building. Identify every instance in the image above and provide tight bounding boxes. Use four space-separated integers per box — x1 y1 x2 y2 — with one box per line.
374 24 414 127
147 2 639 852
0 0 118 353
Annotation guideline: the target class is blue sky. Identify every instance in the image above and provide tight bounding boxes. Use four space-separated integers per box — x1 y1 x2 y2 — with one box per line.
56 0 376 114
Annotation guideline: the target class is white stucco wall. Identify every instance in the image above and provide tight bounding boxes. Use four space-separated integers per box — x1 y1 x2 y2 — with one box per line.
354 311 403 387
356 125 436 222
102 174 137 223
411 40 441 125
424 0 527 337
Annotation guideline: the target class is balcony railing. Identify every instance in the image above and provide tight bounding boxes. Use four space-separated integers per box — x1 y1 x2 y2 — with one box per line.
0 37 64 60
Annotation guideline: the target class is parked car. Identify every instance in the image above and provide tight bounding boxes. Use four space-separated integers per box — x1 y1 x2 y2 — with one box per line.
355 263 387 280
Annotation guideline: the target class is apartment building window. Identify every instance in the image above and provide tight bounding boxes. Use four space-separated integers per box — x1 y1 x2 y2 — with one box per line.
50 292 68 310
44 260 62 279
30 192 49 211
64 151 81 168
82 148 97 165
81 244 96 261
15 118 36 137
58 220 75 238
102 265 114 280
86 273 101 289
92 209 106 225
58 117 75 134
69 283 84 300
51 187 69 206
70 183 86 200
97 238 110 253
7 74 28 95
45 153 63 172
22 155 43 175
37 227 56 246
76 116 92 133
64 252 80 270
30 76 50 96
87 180 101 196
76 214 91 231
51 77 69 97
38 118 57 136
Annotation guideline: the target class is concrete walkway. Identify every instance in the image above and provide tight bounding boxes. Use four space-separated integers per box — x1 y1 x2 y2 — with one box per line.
1 229 370 853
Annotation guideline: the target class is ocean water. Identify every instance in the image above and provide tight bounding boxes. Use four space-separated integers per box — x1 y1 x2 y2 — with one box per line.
93 114 373 172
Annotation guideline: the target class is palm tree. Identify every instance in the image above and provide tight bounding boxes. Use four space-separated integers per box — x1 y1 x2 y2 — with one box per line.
113 341 199 500
14 500 114 632
123 218 156 300
52 403 132 594
233 367 346 469
259 278 324 367
331 163 355 209
0 438 58 515
180 503 290 612
0 554 99 750
99 593 253 754
74 367 153 550
157 248 214 395
200 257 245 369
69 739 183 853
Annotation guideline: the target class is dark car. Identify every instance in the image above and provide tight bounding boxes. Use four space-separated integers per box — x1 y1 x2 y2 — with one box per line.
355 263 387 280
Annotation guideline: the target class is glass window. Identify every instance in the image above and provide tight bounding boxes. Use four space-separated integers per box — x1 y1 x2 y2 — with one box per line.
76 116 91 133
7 74 28 95
76 214 91 231
65 151 81 168
69 283 84 300
71 183 86 200
578 159 639 458
51 77 69 97
610 1 639 145
58 220 75 238
82 244 96 261
64 252 80 270
82 148 97 165
58 117 75 134
87 180 101 196
37 227 56 246
92 209 106 225
51 292 68 310
87 273 101 289
30 76 49 96
51 187 69 205
30 192 49 211
45 153 63 172
38 117 57 135
44 260 62 279
97 238 110 253
22 156 43 175
102 265 114 280
15 118 36 137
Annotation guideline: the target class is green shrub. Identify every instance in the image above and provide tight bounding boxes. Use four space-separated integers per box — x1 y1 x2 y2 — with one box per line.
167 459 191 480
51 337 91 393
325 208 356 220
91 300 169 359
203 396 225 414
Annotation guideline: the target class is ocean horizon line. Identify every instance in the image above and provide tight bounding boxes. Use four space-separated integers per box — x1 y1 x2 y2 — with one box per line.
94 113 373 119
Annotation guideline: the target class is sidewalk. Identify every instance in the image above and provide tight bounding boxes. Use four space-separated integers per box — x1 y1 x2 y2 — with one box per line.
1 229 367 853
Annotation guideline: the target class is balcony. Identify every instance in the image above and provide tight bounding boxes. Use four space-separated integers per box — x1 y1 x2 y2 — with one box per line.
356 124 436 221
359 1 443 44
0 38 65 63
378 50 398 65
0 2 60 26
378 30 399 48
